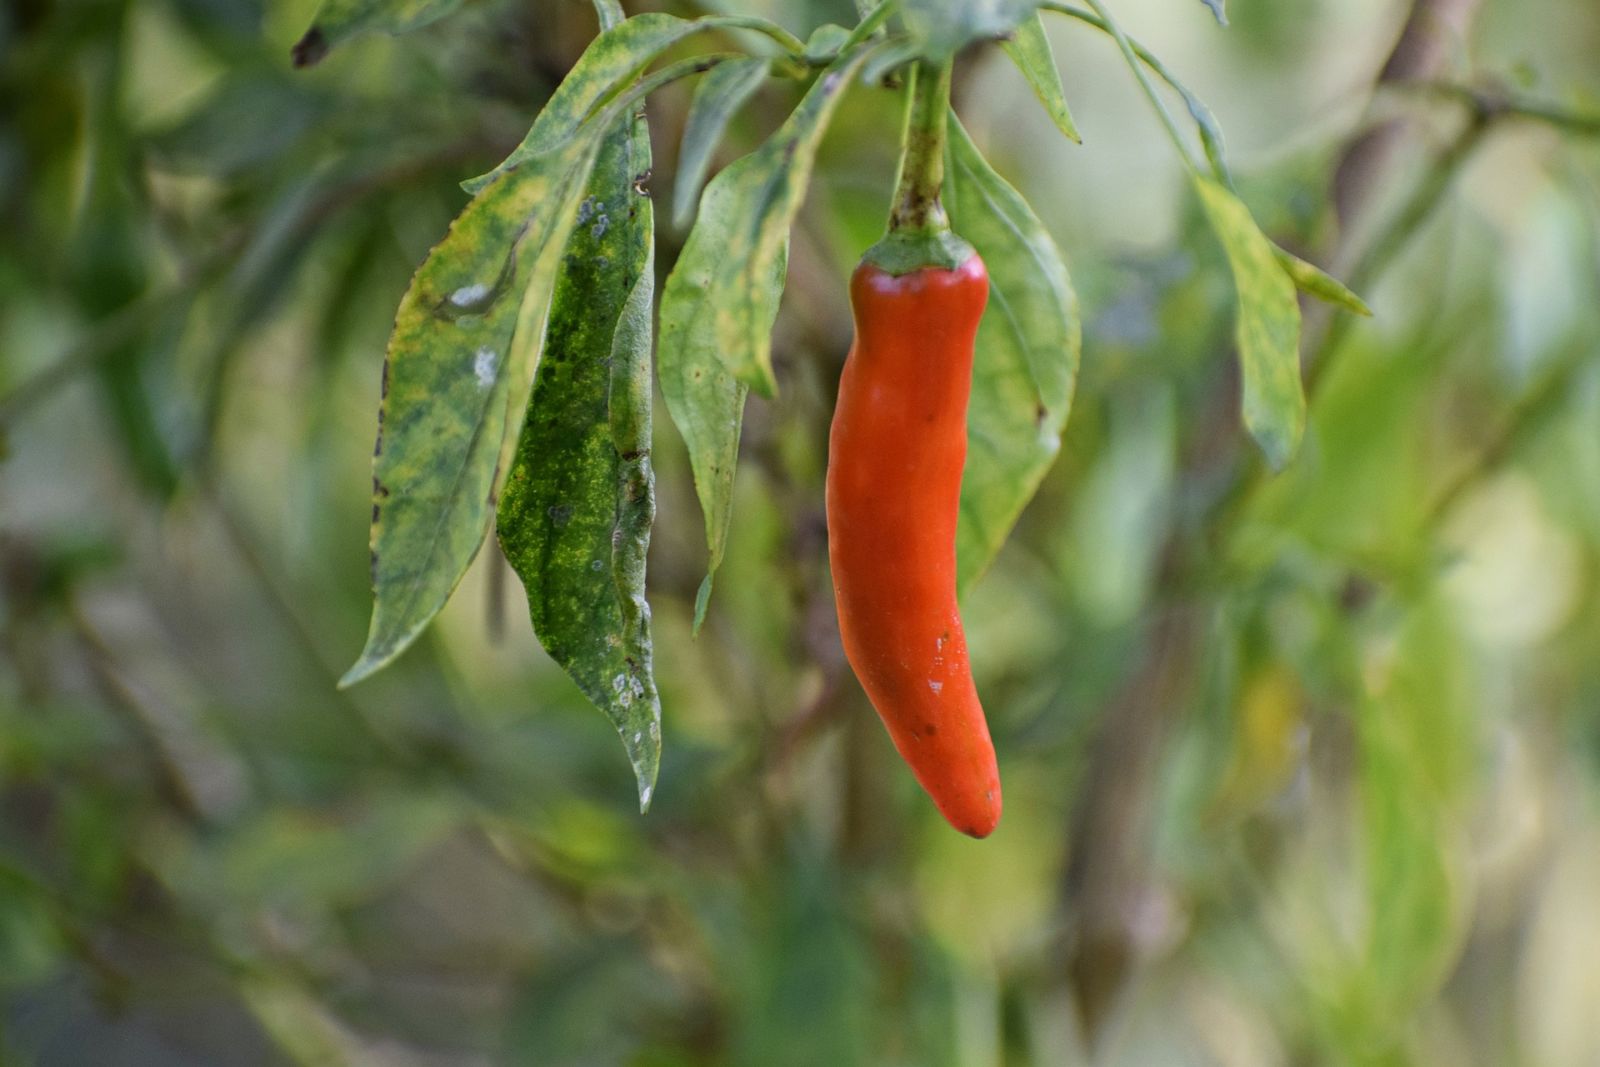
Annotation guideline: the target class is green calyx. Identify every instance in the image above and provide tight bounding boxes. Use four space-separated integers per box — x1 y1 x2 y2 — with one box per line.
862 227 976 275
865 58 973 275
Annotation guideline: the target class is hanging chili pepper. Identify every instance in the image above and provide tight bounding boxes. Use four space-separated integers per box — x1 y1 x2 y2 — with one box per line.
825 60 1001 838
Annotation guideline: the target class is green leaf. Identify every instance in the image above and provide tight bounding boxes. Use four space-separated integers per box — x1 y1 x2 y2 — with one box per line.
945 117 1080 593
340 129 605 688
672 57 771 230
1274 245 1373 317
464 14 701 194
705 47 875 398
290 0 463 67
903 0 1043 58
496 103 663 809
1000 14 1080 143
1193 175 1305 470
465 14 789 195
658 180 789 633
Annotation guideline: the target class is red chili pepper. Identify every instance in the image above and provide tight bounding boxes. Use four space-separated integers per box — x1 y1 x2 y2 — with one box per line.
826 252 1002 838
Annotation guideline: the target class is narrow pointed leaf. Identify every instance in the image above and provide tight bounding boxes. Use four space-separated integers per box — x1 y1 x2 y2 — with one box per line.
291 0 463 67
1199 0 1228 26
1274 245 1373 317
658 174 789 631
946 117 1080 593
497 104 662 808
673 57 772 229
1001 14 1081 143
1193 175 1305 470
706 47 874 397
341 132 603 688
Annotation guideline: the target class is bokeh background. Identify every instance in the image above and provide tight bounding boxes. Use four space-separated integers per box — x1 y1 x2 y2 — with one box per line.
4 0 1600 1063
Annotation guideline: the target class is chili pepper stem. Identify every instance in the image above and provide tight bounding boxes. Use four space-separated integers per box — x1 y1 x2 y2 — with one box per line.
865 59 975 275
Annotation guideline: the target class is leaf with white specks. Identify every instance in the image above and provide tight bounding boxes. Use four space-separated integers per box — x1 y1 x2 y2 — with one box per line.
496 100 663 809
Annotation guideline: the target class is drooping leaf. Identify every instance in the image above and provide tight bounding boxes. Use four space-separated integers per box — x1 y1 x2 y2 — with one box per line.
1001 14 1080 143
1193 175 1305 470
340 129 605 688
945 116 1080 593
496 102 663 808
467 14 784 194
1198 0 1228 27
1274 245 1373 317
902 0 1043 58
1354 593 1472 1036
463 14 700 193
673 57 772 229
290 0 463 67
704 47 874 398
657 177 789 633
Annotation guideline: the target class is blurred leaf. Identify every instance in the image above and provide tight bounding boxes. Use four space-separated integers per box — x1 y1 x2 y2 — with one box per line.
903 0 1043 58
946 116 1080 593
144 69 326 177
1180 82 1232 187
1000 14 1080 143
1274 245 1373 317
216 791 462 907
341 130 604 687
1351 594 1473 1042
1199 0 1228 26
672 56 771 229
1193 175 1304 469
496 103 662 809
696 46 873 398
1064 387 1174 624
290 0 465 67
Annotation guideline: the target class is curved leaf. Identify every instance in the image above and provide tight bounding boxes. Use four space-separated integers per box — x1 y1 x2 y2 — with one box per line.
497 104 662 808
673 57 772 229
1001 14 1080 143
657 180 788 632
341 131 604 688
291 0 463 67
465 14 699 193
945 117 1080 593
705 47 874 397
1193 175 1305 470
1274 245 1372 317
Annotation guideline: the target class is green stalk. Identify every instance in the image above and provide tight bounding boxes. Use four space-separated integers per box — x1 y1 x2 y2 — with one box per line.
865 60 974 273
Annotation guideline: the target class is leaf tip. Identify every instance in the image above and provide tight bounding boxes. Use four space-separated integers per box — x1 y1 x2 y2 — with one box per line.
626 726 662 813
691 574 713 635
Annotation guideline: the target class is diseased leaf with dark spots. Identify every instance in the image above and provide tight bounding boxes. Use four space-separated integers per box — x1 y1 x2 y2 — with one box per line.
496 101 663 808
341 118 605 689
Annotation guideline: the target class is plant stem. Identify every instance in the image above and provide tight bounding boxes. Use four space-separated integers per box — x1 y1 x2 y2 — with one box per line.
889 60 953 234
1078 0 1202 173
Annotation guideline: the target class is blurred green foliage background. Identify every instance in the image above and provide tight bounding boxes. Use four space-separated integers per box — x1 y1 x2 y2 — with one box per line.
4 0 1600 1063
